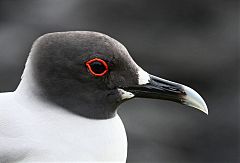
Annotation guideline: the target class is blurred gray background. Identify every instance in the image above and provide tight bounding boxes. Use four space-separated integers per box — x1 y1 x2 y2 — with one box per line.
0 0 238 162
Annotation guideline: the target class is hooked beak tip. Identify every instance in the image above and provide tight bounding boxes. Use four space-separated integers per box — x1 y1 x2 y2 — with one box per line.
182 86 208 115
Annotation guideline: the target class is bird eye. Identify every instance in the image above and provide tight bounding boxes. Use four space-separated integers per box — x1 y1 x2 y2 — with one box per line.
86 58 109 77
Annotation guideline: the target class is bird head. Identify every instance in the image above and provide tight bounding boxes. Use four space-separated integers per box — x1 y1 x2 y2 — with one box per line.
23 31 208 119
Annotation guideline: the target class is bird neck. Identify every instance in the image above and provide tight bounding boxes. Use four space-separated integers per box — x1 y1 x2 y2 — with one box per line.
16 58 42 97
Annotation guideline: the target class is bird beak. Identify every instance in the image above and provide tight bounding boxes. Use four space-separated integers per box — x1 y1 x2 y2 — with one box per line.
122 74 208 114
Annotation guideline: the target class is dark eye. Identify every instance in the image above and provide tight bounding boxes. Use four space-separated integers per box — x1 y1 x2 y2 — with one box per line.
86 58 109 77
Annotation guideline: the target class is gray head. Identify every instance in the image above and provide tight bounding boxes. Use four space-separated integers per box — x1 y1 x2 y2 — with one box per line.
20 31 208 119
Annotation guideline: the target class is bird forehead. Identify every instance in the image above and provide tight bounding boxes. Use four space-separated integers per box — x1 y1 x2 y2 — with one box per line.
35 32 128 58
38 31 118 47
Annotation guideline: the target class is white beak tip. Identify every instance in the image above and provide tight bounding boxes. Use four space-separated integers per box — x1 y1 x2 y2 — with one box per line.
183 86 209 115
193 104 208 115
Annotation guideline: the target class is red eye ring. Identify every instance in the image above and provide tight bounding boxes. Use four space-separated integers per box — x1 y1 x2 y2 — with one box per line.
85 58 109 77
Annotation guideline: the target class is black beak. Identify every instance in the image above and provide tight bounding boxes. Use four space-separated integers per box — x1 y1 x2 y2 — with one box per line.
122 74 208 114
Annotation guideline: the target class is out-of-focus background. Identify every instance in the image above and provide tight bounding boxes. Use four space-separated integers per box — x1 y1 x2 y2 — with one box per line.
0 0 238 162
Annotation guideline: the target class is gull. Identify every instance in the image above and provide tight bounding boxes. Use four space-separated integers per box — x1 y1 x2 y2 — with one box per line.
0 31 208 162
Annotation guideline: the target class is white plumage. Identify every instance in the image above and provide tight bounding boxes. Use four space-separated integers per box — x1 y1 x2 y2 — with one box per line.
0 90 127 162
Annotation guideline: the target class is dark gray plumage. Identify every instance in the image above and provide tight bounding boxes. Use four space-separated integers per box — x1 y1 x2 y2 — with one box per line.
29 31 139 119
